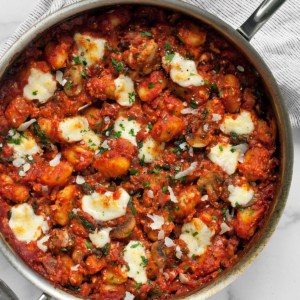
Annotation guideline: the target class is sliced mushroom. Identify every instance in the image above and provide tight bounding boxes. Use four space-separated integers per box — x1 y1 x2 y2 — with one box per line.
110 211 136 239
151 241 166 270
197 171 223 201
64 65 83 97
186 127 212 148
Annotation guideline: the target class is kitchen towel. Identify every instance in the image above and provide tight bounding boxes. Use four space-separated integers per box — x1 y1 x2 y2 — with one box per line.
0 0 299 127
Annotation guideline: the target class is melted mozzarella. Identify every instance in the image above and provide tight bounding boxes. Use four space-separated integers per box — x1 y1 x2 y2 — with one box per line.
114 116 141 146
114 75 135 107
58 116 89 142
9 203 46 243
220 111 254 135
123 241 147 284
89 227 112 248
138 137 164 163
208 143 239 175
23 68 57 104
180 218 214 258
8 132 40 158
167 52 203 87
228 184 254 207
82 130 101 150
82 188 130 221
74 33 106 66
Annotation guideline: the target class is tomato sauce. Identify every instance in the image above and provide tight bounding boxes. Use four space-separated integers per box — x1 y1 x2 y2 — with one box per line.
0 5 278 300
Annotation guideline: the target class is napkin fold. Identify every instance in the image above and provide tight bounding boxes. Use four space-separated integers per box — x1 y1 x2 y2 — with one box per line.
0 0 299 127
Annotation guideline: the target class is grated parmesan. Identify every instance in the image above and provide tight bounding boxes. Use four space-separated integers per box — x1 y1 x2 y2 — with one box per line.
165 237 175 247
76 175 85 185
174 162 197 179
147 214 164 230
181 108 199 115
17 119 37 131
168 186 178 203
49 153 61 167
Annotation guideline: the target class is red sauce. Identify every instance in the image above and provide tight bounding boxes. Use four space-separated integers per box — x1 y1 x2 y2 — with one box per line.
0 5 279 299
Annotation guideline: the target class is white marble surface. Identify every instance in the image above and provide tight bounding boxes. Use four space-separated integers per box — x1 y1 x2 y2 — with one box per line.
0 1 299 299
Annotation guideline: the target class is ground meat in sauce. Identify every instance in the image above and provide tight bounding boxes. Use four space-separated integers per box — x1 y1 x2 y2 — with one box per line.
0 5 279 300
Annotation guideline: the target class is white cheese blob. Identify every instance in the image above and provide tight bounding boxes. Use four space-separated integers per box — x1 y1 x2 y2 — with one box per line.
89 227 112 248
147 214 164 230
123 241 147 284
58 116 89 142
9 203 46 243
208 143 239 175
23 68 57 104
8 132 40 158
82 129 101 150
37 234 50 252
74 33 106 66
180 218 214 258
228 183 254 207
82 188 130 221
114 116 141 146
114 75 135 107
167 52 203 87
220 111 254 135
124 291 135 300
138 137 164 163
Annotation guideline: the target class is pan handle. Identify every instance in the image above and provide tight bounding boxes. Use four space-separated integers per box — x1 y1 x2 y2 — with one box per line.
37 293 50 300
237 0 286 41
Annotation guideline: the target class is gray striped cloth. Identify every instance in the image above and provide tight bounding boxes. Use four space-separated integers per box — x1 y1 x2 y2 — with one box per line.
0 0 299 127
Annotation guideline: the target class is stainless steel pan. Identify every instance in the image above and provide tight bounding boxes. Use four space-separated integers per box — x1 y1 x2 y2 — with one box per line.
0 0 293 299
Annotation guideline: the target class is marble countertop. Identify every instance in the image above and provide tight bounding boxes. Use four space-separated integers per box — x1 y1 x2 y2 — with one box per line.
0 0 299 299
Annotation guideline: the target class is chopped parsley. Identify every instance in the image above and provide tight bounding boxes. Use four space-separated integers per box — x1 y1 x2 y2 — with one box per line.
130 242 141 249
143 181 150 188
212 215 217 220
73 56 81 64
140 256 148 267
219 145 223 151
164 52 175 64
164 42 172 51
128 92 135 104
129 196 137 215
65 81 73 90
81 70 88 79
130 169 139 175
152 168 159 174
148 82 155 89
111 58 124 71
141 31 152 37
147 123 153 130
113 131 122 138
32 90 38 96
190 100 197 109
128 129 135 136
78 216 96 231
84 240 92 250
192 232 199 237
219 90 224 97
